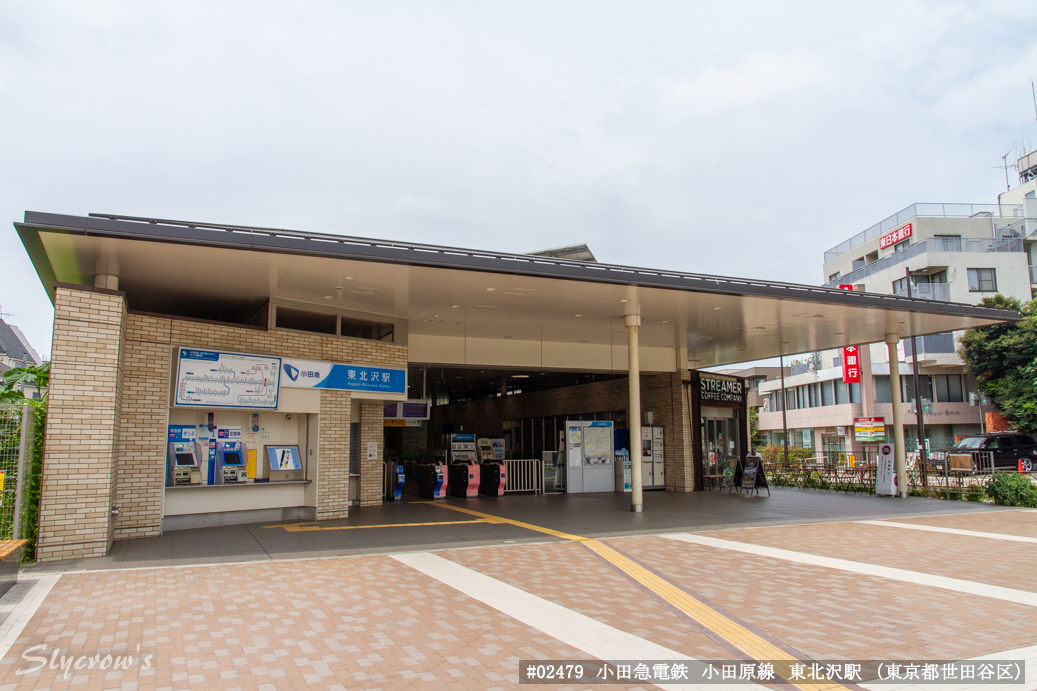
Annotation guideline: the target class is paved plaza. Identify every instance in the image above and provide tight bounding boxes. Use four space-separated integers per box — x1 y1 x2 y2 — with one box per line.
0 489 1033 690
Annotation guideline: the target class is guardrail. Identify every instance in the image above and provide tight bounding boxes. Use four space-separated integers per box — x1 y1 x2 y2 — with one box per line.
503 459 543 494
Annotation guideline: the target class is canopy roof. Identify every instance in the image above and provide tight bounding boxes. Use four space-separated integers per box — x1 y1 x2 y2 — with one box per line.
15 211 1017 371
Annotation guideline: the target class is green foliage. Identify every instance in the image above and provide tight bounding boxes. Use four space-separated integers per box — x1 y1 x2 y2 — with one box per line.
959 296 1037 433
0 364 48 563
984 473 1037 508
758 444 813 465
0 363 49 405
748 407 765 448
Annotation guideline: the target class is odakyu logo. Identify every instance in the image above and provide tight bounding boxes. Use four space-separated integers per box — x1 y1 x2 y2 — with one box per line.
283 364 300 381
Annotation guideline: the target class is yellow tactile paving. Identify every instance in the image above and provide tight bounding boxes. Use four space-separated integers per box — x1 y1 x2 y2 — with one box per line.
427 502 852 691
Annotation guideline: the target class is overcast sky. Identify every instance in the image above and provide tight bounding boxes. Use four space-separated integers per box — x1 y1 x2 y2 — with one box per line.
2 1 1037 359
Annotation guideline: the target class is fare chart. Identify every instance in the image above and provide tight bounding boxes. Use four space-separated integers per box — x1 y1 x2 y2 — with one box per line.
174 349 281 409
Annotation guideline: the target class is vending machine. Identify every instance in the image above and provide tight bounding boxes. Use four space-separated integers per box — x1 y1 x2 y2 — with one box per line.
167 425 202 486
565 420 615 493
640 426 665 490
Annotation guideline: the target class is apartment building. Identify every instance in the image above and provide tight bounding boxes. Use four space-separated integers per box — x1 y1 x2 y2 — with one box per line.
757 151 1037 461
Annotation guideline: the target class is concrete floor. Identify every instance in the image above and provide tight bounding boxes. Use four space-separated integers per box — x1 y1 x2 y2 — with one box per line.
38 487 1007 572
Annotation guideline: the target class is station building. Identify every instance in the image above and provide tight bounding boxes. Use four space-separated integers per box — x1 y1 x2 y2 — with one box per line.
13 211 1015 561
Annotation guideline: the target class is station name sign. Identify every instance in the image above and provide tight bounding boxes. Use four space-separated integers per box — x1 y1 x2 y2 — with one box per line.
281 357 406 395
699 375 744 405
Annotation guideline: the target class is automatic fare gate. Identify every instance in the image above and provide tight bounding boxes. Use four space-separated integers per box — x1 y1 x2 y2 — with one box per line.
565 420 615 493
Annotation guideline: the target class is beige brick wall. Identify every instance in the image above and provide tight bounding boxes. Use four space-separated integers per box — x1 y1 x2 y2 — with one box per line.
40 288 407 558
38 287 126 561
316 390 352 520
358 401 384 506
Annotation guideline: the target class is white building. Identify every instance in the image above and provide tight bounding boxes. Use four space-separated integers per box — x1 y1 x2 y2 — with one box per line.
757 151 1037 460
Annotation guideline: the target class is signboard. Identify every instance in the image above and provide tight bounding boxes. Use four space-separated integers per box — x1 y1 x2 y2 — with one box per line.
841 345 861 384
741 457 759 490
167 425 196 443
879 222 912 250
281 357 405 395
876 443 896 496
265 446 303 471
384 400 430 420
384 418 422 427
837 284 855 291
175 349 281 409
854 417 885 442
699 375 745 405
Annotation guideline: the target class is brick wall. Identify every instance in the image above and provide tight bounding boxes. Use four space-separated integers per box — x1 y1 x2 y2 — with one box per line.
359 401 384 506
317 390 351 519
40 286 407 558
38 287 126 561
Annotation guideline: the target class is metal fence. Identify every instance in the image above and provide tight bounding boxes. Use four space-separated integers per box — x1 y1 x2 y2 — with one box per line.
503 459 543 494
0 403 33 540
763 449 1001 499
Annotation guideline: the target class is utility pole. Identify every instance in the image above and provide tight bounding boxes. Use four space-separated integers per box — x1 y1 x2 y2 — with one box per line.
905 268 928 486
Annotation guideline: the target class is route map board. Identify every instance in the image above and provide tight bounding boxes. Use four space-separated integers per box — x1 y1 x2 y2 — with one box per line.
583 424 613 465
175 349 281 409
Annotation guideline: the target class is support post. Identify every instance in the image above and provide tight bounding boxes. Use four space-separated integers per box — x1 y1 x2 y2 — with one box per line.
626 314 643 513
886 334 908 498
905 270 928 485
779 355 789 466
14 402 30 541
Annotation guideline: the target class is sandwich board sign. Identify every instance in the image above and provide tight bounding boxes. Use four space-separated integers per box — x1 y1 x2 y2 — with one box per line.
876 443 896 496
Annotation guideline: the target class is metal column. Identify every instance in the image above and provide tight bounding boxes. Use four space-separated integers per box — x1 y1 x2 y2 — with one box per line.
626 314 643 513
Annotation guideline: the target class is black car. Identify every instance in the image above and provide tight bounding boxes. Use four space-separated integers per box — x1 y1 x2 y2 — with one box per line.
929 432 1037 472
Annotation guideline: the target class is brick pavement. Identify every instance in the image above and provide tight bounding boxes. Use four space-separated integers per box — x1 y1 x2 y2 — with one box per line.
891 508 1037 536
697 520 1037 592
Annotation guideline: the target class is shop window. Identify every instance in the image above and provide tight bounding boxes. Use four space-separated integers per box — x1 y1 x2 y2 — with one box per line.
276 307 337 335
340 316 394 342
967 268 997 292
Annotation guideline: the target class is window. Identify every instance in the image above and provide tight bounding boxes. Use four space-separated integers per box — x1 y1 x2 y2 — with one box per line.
934 374 963 403
821 381 834 406
849 382 862 404
894 239 911 252
340 317 394 342
808 383 820 407
828 271 841 283
835 380 848 405
967 268 997 292
932 235 962 252
1015 435 1036 448
874 375 891 403
892 277 909 295
276 307 337 334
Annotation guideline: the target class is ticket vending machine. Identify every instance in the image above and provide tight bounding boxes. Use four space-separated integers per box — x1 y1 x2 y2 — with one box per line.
167 441 203 486
565 421 615 493
640 426 665 490
216 440 248 484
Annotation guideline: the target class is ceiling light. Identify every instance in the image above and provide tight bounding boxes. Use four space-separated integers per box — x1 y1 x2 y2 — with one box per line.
713 307 721 311
620 299 629 303
662 320 669 323
512 374 529 379
486 288 496 292
422 319 431 322
451 304 460 308
534 326 544 330
343 276 355 280
323 295 333 299
574 314 583 317
433 314 439 318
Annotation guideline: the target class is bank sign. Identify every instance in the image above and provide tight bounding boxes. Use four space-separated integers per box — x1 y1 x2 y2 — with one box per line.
280 357 406 395
700 375 744 404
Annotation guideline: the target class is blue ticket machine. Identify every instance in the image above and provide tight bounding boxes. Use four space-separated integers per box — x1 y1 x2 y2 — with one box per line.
216 441 248 484
167 425 202 487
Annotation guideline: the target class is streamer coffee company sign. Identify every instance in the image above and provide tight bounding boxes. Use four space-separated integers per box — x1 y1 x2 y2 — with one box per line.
699 375 745 405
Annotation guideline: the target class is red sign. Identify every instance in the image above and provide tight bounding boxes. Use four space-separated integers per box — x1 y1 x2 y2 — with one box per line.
838 284 854 291
841 345 861 383
879 222 912 250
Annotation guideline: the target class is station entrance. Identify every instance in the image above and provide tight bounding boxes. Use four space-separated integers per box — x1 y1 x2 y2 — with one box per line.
378 364 748 503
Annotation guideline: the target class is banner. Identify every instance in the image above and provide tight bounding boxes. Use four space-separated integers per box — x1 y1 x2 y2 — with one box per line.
280 358 406 395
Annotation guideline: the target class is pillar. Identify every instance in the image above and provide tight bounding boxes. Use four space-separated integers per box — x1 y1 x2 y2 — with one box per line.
886 334 907 498
626 314 643 512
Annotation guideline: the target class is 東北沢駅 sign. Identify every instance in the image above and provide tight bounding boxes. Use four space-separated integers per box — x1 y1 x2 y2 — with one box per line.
280 357 406 395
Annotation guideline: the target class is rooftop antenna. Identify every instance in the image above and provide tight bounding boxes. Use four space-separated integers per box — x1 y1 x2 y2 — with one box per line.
1032 80 1037 135
0 305 13 320
995 151 1014 192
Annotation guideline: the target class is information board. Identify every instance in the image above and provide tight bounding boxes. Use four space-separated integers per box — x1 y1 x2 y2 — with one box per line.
583 423 613 465
175 349 281 409
854 417 886 442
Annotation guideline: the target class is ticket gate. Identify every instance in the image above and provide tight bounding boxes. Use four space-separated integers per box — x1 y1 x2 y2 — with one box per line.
449 462 481 497
167 441 202 486
479 462 507 496
215 440 248 484
384 461 405 501
418 463 447 499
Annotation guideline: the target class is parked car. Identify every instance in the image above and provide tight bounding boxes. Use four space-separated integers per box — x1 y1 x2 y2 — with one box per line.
928 432 1037 472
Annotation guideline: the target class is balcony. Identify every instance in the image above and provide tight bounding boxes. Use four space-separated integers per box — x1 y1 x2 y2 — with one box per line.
902 332 956 357
894 283 950 301
1031 266 1037 285
823 237 1025 289
824 202 1025 262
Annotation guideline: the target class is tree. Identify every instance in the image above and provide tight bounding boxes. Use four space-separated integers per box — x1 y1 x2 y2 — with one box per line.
958 296 1037 433
0 363 49 405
